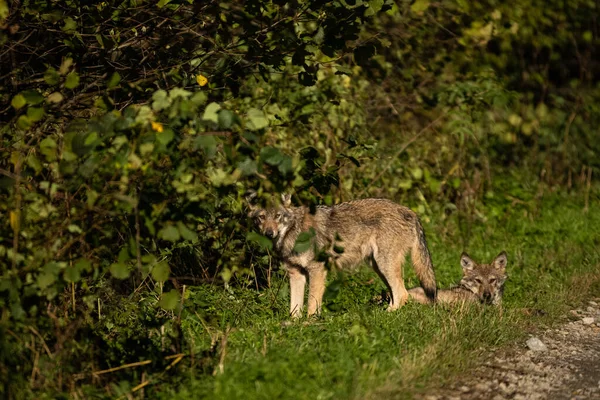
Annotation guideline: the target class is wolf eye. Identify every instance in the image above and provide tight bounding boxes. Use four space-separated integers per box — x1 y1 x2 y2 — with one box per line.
257 215 265 221
489 278 497 285
475 278 483 284
275 213 281 219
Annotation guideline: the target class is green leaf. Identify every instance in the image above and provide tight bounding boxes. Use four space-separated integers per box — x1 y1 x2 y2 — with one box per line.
411 167 423 180
247 231 273 250
152 90 171 111
64 265 81 283
21 90 44 105
169 88 192 99
158 225 180 242
411 0 430 14
151 261 170 282
278 156 293 175
11 94 26 110
40 137 58 161
156 128 174 145
398 180 413 190
135 105 153 125
191 92 208 105
27 107 45 123
109 262 130 280
159 290 180 310
246 108 268 130
75 258 92 273
17 116 32 130
27 154 43 174
65 71 80 89
67 224 82 233
37 271 56 290
44 67 60 86
86 189 98 207
177 221 198 242
195 135 217 158
0 0 8 21
202 102 221 123
118 246 130 263
293 229 315 253
260 146 283 166
218 109 235 129
62 17 77 34
157 0 172 9
107 72 121 89
238 158 257 176
365 0 384 16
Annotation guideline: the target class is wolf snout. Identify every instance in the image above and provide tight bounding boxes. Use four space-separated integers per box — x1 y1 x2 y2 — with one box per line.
482 291 493 303
264 228 276 238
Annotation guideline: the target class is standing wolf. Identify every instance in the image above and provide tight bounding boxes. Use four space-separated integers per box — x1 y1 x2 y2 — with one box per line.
248 194 437 317
408 251 507 305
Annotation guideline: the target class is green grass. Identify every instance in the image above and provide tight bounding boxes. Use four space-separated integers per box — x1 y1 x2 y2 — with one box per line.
149 189 600 400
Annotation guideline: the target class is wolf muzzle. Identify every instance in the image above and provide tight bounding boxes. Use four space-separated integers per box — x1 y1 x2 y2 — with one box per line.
264 228 276 238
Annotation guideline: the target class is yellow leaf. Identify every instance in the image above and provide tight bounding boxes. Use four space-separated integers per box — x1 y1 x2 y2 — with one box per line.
10 211 19 231
151 121 164 132
196 74 208 87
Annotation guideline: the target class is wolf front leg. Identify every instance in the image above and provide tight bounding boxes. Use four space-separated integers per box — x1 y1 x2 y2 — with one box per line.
287 266 306 318
307 265 327 316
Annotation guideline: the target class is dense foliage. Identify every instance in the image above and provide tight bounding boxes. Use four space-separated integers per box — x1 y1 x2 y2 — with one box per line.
0 0 598 397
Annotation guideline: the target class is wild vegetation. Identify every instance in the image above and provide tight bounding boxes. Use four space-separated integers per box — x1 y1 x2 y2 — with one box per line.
1 0 599 398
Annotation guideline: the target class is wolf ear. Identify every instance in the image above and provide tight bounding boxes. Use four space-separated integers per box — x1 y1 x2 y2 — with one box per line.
460 252 475 271
493 251 508 272
245 191 258 212
281 193 292 208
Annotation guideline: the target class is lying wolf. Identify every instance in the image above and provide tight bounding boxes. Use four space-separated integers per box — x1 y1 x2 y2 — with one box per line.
408 251 508 305
248 194 437 317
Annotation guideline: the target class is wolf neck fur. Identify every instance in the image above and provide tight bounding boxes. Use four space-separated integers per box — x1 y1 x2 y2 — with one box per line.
275 206 306 253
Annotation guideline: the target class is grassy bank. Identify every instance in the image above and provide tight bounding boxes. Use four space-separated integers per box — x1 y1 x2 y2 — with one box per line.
135 186 600 400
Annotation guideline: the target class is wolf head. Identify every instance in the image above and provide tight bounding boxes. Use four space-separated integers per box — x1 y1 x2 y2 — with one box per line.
247 193 294 239
459 251 508 305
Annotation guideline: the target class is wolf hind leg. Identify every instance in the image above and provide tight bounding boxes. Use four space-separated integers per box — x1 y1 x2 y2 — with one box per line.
373 250 408 311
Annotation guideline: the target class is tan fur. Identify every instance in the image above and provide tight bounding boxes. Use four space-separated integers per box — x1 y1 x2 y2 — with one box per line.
249 194 437 317
408 251 508 306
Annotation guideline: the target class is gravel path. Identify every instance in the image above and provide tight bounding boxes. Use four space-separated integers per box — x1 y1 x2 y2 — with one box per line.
421 298 600 400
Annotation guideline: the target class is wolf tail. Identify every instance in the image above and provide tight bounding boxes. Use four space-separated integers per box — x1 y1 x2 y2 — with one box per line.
412 218 437 301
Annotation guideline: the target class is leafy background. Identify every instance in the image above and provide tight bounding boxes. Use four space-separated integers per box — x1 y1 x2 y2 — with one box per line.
0 0 598 398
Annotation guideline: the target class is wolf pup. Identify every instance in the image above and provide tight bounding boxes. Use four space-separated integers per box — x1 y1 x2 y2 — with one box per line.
248 193 437 318
408 251 507 305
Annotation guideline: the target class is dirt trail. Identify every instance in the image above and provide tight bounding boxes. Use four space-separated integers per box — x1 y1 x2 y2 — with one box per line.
421 298 600 400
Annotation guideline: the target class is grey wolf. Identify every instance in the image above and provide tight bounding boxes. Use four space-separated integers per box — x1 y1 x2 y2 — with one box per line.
408 251 507 305
248 193 437 317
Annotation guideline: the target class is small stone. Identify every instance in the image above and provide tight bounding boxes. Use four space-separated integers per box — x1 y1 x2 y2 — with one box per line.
582 317 595 325
587 306 597 313
526 337 548 351
589 301 598 306
459 386 470 393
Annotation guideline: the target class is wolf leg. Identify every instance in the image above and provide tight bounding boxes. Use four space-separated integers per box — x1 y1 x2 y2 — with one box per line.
288 266 306 318
373 251 408 311
307 265 327 316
